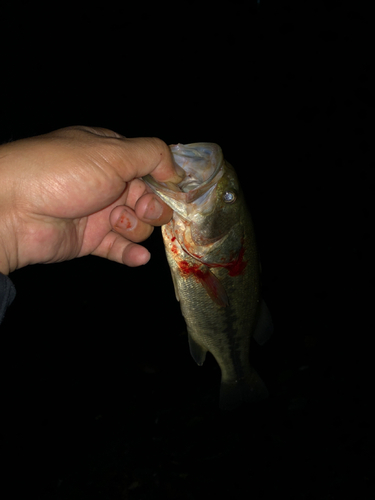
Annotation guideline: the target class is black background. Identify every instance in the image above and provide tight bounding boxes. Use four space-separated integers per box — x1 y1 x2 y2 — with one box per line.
0 2 374 499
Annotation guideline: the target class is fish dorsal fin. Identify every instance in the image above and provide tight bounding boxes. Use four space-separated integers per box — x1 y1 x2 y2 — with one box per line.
253 300 273 345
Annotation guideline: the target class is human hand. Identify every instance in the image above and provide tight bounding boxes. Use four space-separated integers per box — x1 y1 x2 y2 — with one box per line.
0 126 183 275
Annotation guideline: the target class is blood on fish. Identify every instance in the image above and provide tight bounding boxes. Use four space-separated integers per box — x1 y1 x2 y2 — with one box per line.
177 258 227 305
178 260 205 280
175 241 247 278
227 246 247 276
203 245 247 277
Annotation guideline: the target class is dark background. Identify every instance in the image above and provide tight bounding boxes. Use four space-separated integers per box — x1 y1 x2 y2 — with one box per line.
1 2 374 499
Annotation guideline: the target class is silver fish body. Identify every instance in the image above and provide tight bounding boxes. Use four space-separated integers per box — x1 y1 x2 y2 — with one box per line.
144 143 272 409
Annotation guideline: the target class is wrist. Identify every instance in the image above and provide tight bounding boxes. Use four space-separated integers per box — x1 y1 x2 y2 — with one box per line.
0 208 20 275
0 144 18 275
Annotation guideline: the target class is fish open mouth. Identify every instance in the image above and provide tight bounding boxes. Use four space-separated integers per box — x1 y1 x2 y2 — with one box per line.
171 143 224 194
143 143 225 216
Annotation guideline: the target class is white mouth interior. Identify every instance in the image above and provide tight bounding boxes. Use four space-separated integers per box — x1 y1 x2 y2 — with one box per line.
172 145 218 193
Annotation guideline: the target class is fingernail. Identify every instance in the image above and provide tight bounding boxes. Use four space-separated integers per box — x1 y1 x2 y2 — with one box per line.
144 198 163 220
115 208 137 229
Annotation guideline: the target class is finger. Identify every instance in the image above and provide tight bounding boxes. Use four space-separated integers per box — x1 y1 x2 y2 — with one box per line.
121 178 147 210
57 128 184 183
91 230 151 267
112 136 185 184
110 206 154 243
135 193 173 226
113 178 172 226
122 242 151 267
44 127 185 185
59 125 125 139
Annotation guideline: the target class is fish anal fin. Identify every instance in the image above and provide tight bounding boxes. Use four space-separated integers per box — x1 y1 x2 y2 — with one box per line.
188 333 207 366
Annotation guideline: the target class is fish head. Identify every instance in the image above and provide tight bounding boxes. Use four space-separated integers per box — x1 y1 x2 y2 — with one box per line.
143 143 247 265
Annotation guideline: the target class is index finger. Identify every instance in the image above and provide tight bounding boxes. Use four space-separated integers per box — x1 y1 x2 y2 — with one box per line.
116 137 184 184
55 127 184 184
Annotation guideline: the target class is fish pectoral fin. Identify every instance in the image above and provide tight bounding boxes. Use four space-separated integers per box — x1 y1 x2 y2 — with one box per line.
188 334 207 366
199 267 229 307
253 299 274 345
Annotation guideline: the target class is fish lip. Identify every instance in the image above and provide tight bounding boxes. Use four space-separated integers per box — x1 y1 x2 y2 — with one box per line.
143 143 225 219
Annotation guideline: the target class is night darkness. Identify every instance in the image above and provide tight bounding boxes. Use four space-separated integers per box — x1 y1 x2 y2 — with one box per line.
1 3 374 499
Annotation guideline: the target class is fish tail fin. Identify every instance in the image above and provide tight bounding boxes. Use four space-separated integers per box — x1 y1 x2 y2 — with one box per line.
219 368 268 411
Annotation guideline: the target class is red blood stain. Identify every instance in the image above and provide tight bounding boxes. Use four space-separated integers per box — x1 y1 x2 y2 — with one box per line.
171 236 176 242
118 215 132 229
175 239 247 279
178 260 205 280
177 259 226 304
196 245 247 277
227 246 247 276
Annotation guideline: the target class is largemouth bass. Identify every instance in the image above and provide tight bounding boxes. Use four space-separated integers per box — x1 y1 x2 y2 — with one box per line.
144 143 272 409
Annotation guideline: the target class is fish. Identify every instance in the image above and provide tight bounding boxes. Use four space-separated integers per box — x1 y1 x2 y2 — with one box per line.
143 143 273 409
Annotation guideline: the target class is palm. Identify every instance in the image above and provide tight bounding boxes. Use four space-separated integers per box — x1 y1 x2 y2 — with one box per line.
17 167 128 266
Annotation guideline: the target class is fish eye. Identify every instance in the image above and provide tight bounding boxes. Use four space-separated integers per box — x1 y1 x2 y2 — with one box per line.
223 191 236 203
